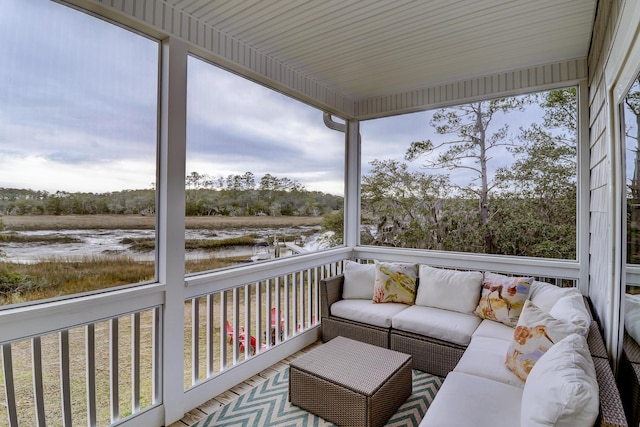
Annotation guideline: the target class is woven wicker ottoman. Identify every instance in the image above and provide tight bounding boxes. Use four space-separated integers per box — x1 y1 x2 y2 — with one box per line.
289 336 412 427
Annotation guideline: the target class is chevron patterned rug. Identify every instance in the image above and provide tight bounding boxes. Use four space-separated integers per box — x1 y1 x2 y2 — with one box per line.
192 369 442 427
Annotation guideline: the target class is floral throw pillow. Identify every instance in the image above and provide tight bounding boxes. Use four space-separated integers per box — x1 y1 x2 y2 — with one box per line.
473 272 533 326
505 300 585 382
372 261 418 304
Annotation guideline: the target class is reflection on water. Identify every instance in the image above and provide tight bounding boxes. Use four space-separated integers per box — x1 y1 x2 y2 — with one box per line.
0 226 321 263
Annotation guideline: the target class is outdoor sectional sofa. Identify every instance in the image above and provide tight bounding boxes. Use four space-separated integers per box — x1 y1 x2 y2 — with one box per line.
320 261 628 427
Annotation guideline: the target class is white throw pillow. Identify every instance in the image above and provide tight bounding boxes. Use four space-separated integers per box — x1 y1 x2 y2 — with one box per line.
342 260 375 300
549 293 591 334
521 334 599 427
529 281 580 312
625 293 640 345
415 265 483 314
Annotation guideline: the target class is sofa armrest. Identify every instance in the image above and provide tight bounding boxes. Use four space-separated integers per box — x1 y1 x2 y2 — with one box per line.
593 357 628 427
588 321 609 359
320 275 344 319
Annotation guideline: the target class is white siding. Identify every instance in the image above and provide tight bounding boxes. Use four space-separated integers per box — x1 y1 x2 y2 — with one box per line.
587 0 624 357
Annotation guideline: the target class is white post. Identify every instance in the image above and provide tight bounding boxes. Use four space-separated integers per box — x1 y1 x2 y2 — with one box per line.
344 119 361 248
158 36 188 424
577 80 590 297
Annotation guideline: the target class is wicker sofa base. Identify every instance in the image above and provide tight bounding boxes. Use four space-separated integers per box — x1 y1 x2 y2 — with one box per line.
321 316 389 348
390 329 466 377
289 336 412 427
619 332 640 427
592 357 633 427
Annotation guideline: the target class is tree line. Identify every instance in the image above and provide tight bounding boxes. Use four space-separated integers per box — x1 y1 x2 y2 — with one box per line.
0 172 343 217
1 88 586 260
322 89 578 259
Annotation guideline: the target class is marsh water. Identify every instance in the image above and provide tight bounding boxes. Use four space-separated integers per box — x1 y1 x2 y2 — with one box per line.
1 225 323 263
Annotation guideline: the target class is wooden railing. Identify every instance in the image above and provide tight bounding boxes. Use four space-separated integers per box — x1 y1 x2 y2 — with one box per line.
0 306 162 427
0 246 584 426
183 258 346 389
0 249 350 426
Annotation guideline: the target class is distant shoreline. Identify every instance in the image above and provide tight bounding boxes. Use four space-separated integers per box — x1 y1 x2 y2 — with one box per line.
1 214 324 231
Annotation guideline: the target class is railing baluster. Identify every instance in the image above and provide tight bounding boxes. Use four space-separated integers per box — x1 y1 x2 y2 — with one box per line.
31 337 46 426
132 312 141 412
265 279 272 347
152 306 162 404
59 330 72 427
86 324 97 426
284 274 290 338
2 344 18 427
220 291 228 369
206 294 215 376
306 268 313 328
110 317 119 423
191 298 200 385
256 282 263 352
232 288 241 358
293 272 299 334
275 277 281 345
314 266 320 325
243 284 251 356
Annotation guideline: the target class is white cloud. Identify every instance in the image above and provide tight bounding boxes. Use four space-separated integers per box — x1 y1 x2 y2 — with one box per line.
0 155 155 193
185 58 345 194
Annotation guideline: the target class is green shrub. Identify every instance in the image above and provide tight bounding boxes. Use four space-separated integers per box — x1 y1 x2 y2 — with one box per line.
0 265 43 296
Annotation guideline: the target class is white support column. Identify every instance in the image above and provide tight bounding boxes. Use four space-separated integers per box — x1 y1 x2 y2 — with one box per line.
158 36 188 425
603 0 640 368
577 79 590 296
344 119 361 248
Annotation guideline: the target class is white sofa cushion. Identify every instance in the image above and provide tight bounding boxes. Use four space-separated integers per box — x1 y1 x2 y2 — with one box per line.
392 305 481 346
521 333 599 427
415 265 483 314
528 280 581 312
419 371 523 427
342 260 375 300
472 319 515 342
549 293 591 333
454 336 524 388
330 299 408 328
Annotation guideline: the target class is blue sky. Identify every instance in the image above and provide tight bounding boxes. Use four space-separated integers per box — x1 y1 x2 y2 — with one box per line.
0 0 574 198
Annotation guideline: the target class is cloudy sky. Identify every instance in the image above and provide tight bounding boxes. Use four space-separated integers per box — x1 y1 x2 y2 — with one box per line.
1 0 569 198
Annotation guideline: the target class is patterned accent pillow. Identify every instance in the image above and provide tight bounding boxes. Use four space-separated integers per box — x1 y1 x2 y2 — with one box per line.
505 300 585 382
372 261 418 304
473 272 533 326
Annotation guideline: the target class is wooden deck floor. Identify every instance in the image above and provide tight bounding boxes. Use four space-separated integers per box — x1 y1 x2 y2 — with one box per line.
169 341 323 427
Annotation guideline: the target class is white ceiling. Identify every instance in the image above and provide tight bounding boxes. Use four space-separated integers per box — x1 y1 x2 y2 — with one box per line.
165 0 597 100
